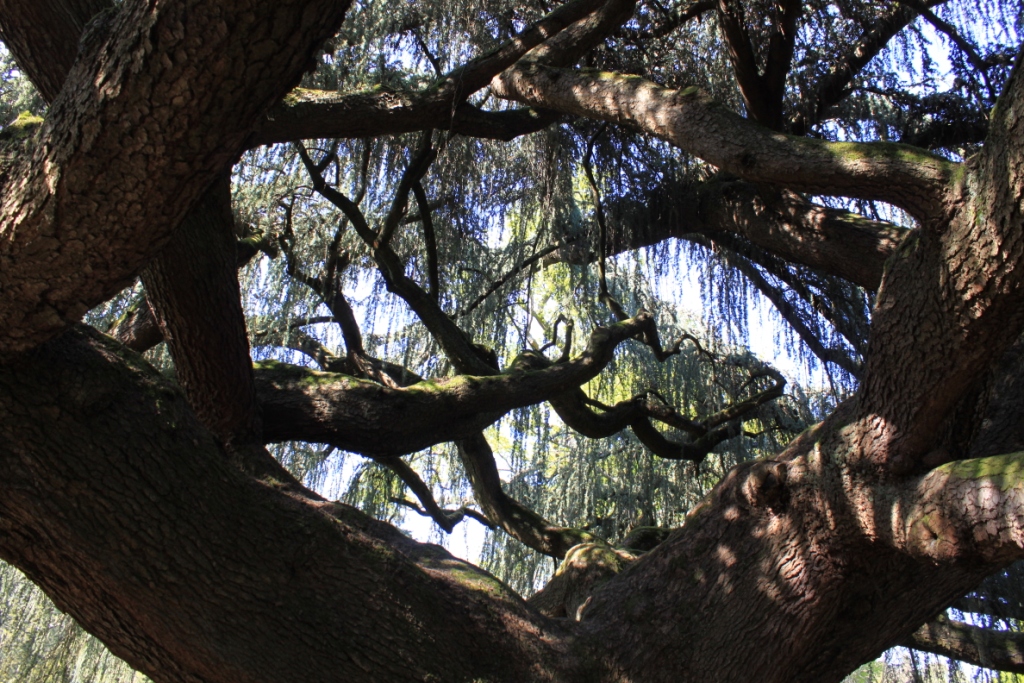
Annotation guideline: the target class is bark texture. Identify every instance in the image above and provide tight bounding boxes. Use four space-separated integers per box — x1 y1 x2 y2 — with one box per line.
0 0 354 354
0 327 578 683
3 1 1024 682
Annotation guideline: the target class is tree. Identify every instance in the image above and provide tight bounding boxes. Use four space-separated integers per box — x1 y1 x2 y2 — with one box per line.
1 0 1023 680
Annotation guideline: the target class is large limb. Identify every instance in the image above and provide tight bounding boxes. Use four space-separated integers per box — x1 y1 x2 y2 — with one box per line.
850 53 1024 472
0 326 577 683
139 177 264 453
252 0 612 147
551 177 904 291
1 0 269 465
3 1 264 460
492 64 958 223
902 614 1024 674
255 90 560 146
457 433 596 558
0 0 355 355
254 312 665 456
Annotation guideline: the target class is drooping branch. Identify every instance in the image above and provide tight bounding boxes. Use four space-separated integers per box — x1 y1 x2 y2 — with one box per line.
456 433 596 558
708 241 862 377
492 63 958 223
550 176 904 291
952 595 1024 622
899 0 994 99
381 456 494 533
901 614 1024 673
298 142 499 376
510 345 786 463
272 223 424 389
412 181 441 301
618 0 714 42
458 240 572 317
392 495 496 533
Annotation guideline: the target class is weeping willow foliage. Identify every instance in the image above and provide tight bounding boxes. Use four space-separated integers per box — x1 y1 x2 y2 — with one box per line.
2 0 1024 681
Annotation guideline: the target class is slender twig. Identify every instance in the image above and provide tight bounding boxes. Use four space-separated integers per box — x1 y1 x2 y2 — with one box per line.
412 181 440 301
458 240 572 317
411 28 443 76
379 133 436 249
583 123 628 320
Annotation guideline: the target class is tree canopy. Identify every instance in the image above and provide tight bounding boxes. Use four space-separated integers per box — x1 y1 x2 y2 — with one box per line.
1 0 1024 681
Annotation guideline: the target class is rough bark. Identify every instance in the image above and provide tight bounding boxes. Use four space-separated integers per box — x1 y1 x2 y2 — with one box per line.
0 0 110 102
0 0 354 355
550 177 904 290
492 63 958 223
4 1 1024 682
140 176 262 449
0 327 579 683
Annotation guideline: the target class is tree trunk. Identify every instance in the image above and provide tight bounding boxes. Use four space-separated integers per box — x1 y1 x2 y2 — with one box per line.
0 327 578 683
3 1 1024 681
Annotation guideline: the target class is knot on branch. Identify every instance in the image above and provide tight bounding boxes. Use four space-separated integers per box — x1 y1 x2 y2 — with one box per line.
527 542 636 620
740 460 789 511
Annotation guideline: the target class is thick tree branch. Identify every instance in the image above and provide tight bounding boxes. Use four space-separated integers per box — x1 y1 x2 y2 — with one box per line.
456 433 596 558
256 95 561 146
521 0 637 67
0 0 111 102
550 177 904 291
760 0 802 128
853 53 1024 471
0 0 268 468
492 63 958 223
251 0 612 147
0 0 356 356
107 299 163 353
902 614 1024 673
716 0 776 126
255 312 666 456
140 176 264 454
0 326 575 682
888 452 1024 564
